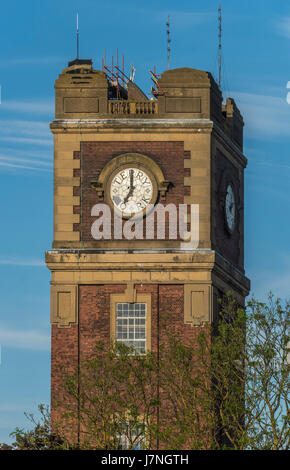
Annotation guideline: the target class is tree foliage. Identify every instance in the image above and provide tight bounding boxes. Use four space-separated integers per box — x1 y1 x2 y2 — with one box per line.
56 342 159 449
1 404 68 450
204 294 289 449
1 294 288 450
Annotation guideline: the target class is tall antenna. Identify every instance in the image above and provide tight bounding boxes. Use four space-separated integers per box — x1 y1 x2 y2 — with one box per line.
218 5 222 89
166 15 171 70
76 13 79 59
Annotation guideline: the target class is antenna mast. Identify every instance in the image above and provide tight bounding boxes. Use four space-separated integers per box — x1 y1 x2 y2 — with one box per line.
166 15 171 70
218 5 222 89
76 13 79 59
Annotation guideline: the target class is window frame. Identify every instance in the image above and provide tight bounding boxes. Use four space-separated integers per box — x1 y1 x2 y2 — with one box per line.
110 292 151 352
115 302 147 353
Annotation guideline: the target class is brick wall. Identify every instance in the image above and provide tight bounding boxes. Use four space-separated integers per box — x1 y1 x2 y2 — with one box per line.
72 141 189 241
51 323 78 440
51 283 204 444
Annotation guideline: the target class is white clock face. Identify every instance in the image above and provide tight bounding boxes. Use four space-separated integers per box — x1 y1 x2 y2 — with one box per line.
110 167 154 216
225 184 235 232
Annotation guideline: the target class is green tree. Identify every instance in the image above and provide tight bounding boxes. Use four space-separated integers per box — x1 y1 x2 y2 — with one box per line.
4 404 68 450
55 342 159 449
205 294 289 449
2 294 288 450
244 295 289 449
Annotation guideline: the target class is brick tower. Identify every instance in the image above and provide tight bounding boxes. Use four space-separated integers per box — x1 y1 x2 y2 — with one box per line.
46 59 250 443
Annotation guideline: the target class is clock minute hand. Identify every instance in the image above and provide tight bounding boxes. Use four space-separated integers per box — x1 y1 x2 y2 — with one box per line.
130 169 134 189
123 170 135 204
124 171 134 204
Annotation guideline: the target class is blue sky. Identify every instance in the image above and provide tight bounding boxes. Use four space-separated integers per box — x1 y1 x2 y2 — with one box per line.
0 0 290 444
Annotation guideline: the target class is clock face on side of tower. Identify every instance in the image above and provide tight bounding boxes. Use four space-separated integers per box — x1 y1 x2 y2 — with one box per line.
108 166 157 218
225 184 236 234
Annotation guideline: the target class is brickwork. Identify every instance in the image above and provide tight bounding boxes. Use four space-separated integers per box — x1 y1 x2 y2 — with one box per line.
51 284 202 414
51 323 78 438
79 284 125 360
72 141 186 241
51 284 200 366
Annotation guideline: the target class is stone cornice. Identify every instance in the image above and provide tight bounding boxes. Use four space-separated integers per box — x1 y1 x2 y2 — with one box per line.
50 118 213 133
45 249 250 295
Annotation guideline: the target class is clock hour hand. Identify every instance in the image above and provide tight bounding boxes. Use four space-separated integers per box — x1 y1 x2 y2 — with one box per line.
123 186 135 204
123 170 135 204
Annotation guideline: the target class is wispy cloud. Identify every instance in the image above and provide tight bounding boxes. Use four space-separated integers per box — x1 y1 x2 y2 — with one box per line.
0 57 64 68
248 253 290 300
251 160 290 171
0 119 50 137
0 136 51 147
0 100 54 115
0 161 51 172
269 273 290 299
245 146 290 172
0 161 51 171
0 326 49 351
249 269 290 301
275 16 290 38
246 176 290 203
0 119 52 160
0 120 52 171
0 257 44 267
230 91 290 138
0 147 51 161
0 155 51 167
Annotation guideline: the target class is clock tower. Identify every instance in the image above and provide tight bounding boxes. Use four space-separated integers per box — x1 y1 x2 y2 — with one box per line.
46 60 250 440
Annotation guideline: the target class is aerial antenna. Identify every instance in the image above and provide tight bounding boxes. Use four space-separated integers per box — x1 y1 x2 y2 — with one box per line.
76 13 79 59
130 64 135 82
166 15 171 70
218 5 222 89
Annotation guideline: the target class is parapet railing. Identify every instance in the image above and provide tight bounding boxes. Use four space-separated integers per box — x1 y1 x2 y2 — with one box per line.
108 100 158 115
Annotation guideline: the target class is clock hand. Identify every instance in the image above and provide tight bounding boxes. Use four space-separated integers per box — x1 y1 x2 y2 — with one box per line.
123 170 135 204
130 169 134 189
123 187 135 204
